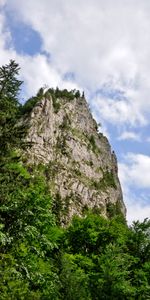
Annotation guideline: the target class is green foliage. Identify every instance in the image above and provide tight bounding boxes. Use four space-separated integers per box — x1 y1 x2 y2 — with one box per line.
92 244 135 299
56 135 69 156
88 134 97 153
36 87 44 97
106 202 119 218
47 87 81 100
60 213 150 299
21 96 40 114
92 170 117 191
95 122 101 132
0 61 61 298
21 87 47 114
1 61 150 299
127 218 150 264
0 60 23 103
59 114 71 130
1 157 150 299
44 87 81 113
89 134 96 148
88 134 101 155
0 156 62 299
85 160 94 167
52 95 61 113
103 170 117 188
0 60 25 155
60 254 91 300
52 192 63 225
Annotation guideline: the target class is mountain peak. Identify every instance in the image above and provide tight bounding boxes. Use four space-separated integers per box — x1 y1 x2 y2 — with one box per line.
22 90 126 224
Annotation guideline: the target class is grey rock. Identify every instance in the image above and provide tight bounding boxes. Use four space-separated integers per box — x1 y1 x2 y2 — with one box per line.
23 94 126 223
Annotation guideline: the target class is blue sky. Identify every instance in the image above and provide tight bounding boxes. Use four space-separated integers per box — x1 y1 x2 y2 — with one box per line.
0 0 150 223
6 18 42 56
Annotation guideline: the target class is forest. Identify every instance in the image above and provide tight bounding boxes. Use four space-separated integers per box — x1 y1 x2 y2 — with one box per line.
0 61 150 299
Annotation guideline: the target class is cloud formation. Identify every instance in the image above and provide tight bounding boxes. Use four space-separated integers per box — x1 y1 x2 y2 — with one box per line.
6 0 150 126
118 131 141 141
0 6 81 98
119 153 150 223
0 1 150 223
119 153 150 189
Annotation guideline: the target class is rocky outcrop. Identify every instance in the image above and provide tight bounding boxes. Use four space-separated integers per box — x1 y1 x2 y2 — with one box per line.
23 92 126 224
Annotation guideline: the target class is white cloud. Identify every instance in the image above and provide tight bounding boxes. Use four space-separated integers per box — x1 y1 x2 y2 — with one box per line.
92 95 146 127
17 54 81 98
0 8 81 98
0 0 6 6
5 0 150 126
119 153 150 189
146 137 150 143
118 131 141 141
1 1 150 223
118 153 150 223
127 200 150 224
0 11 17 64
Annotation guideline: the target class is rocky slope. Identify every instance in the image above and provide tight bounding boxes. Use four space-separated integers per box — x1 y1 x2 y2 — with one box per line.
22 91 126 224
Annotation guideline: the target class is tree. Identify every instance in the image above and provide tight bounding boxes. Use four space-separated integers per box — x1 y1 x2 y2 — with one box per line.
60 213 132 299
0 60 22 103
0 161 62 299
128 218 150 264
0 60 25 155
127 219 150 299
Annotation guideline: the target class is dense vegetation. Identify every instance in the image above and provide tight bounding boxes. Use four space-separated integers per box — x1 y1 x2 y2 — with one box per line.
0 61 150 299
22 86 82 114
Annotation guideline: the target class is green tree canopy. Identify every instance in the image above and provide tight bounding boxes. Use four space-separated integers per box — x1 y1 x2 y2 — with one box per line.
0 60 150 299
0 60 25 156
0 60 22 103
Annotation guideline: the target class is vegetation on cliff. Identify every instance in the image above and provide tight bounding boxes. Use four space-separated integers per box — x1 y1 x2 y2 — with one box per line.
0 61 150 299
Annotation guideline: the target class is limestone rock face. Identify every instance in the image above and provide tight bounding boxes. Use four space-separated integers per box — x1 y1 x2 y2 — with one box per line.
23 94 126 224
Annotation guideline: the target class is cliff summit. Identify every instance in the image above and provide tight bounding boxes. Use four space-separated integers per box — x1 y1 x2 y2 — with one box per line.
22 89 126 224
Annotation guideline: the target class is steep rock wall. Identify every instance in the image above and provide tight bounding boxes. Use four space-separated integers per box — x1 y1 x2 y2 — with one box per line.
23 94 126 224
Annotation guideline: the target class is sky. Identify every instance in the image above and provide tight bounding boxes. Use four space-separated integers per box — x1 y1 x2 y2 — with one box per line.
0 0 150 223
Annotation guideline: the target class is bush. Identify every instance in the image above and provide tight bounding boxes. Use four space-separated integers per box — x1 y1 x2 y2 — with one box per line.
21 96 39 114
92 171 117 190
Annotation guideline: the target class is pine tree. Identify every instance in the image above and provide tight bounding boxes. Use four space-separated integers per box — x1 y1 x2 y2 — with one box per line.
0 60 22 103
0 60 23 155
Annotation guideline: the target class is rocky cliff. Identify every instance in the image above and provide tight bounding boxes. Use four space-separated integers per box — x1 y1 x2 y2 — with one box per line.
22 90 126 224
